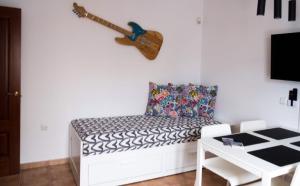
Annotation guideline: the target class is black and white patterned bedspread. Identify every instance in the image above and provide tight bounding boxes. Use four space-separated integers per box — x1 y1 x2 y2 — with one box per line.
71 115 220 156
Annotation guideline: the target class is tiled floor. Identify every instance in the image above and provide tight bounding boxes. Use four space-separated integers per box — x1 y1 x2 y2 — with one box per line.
0 164 226 186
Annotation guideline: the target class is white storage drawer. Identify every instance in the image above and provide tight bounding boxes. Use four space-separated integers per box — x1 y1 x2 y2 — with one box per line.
88 150 163 185
165 142 197 171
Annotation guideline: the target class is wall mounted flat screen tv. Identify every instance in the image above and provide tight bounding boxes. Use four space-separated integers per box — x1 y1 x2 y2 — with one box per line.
271 32 300 82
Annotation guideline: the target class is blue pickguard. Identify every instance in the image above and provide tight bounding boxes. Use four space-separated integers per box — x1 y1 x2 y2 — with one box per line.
127 22 146 41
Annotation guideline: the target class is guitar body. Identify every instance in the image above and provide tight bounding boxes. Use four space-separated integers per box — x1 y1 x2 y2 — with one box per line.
115 22 163 60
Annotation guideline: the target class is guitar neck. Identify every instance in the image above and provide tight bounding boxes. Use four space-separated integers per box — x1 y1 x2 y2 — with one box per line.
86 13 132 36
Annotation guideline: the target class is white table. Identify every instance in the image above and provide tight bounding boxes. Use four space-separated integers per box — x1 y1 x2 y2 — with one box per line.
195 130 300 186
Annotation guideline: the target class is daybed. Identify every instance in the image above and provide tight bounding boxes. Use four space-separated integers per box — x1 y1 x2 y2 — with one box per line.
69 115 220 186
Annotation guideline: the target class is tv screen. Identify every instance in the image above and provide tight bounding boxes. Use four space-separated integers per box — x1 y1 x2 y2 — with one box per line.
271 32 300 82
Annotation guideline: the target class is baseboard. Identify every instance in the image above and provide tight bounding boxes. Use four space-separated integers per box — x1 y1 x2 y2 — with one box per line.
21 158 69 170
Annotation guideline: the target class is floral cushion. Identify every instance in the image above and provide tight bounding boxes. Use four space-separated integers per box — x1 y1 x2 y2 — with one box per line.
180 84 218 119
145 82 182 117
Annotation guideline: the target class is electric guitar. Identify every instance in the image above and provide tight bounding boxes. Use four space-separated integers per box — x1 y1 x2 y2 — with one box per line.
73 3 163 60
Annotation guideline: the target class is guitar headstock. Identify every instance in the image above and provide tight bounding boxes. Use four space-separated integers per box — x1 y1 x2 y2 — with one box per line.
73 3 88 18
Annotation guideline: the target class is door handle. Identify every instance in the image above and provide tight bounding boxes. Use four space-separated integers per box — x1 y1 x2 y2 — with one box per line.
8 91 21 97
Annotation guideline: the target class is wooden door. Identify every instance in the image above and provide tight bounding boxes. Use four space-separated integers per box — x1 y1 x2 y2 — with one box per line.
0 6 21 176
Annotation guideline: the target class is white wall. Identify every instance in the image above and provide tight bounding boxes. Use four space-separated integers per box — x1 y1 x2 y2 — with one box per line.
0 0 203 163
201 0 300 130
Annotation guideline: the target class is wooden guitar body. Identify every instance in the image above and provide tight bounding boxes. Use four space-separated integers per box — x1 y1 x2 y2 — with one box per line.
115 25 163 60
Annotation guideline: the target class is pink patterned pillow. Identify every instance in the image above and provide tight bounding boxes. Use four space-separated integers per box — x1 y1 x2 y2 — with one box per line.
145 82 182 117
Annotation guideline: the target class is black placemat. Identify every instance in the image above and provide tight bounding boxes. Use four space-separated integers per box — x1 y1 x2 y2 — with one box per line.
254 128 300 140
291 141 300 147
214 133 269 146
248 145 300 167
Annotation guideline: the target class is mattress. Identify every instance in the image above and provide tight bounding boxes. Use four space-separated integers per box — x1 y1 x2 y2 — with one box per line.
71 115 220 156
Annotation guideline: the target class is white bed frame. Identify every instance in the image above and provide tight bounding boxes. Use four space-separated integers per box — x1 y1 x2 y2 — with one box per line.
69 125 197 186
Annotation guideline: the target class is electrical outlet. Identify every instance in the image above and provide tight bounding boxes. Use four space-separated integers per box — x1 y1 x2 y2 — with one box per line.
40 124 48 131
280 97 288 105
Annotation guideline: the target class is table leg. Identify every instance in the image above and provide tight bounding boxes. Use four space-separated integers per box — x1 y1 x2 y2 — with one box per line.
262 174 272 186
194 140 205 186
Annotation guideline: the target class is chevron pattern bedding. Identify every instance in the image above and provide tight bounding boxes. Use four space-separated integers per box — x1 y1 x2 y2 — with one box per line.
71 115 221 156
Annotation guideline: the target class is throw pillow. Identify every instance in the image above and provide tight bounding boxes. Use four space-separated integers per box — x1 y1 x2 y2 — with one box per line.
145 82 182 117
181 84 218 119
